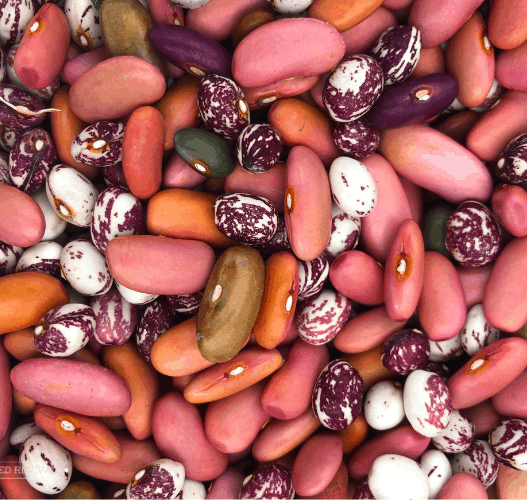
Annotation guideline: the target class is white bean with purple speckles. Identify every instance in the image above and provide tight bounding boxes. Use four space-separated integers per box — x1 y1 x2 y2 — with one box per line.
115 280 159 305
450 440 499 488
126 459 185 500
0 0 34 47
30 188 67 241
419 449 452 499
297 255 329 300
364 380 405 431
10 421 44 449
322 203 361 260
64 0 103 50
432 409 475 454
460 304 501 357
428 331 463 362
16 241 62 275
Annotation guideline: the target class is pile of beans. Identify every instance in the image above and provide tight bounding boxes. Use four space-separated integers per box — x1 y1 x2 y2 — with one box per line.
0 0 527 498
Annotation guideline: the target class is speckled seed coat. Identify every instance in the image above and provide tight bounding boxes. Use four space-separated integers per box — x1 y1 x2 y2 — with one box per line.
90 187 144 255
90 288 138 346
9 128 56 193
166 291 203 315
295 289 353 345
0 126 21 152
71 121 124 167
419 449 452 499
0 0 34 47
126 459 185 500
370 25 421 86
364 380 405 431
422 361 450 383
489 419 527 471
322 204 361 260
445 201 502 267
0 241 22 275
254 216 291 259
103 162 128 190
197 74 249 140
0 151 11 184
16 241 62 275
0 83 46 130
381 329 430 375
428 332 463 362
31 188 67 241
432 409 475 454
214 193 278 244
450 439 499 488
460 304 501 356
497 133 527 184
323 54 384 122
33 303 95 357
312 359 364 430
64 0 104 50
136 297 176 362
333 119 380 159
115 281 158 305
236 124 282 173
297 255 329 300
403 369 452 438
239 465 295 500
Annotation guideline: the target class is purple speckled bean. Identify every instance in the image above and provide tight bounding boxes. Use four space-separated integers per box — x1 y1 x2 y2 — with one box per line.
496 133 527 184
0 83 46 130
90 288 138 346
295 288 353 345
460 304 501 357
64 0 103 50
445 200 502 267
90 187 144 255
174 478 206 499
297 255 329 301
16 241 62 276
136 297 176 362
126 459 185 500
489 418 527 471
421 361 451 383
323 54 384 122
33 303 95 357
0 240 22 276
432 409 475 454
103 162 129 190
0 151 12 184
381 328 430 375
115 281 158 306
214 193 278 244
236 124 282 174
403 370 452 438
0 45 5 81
10 421 44 450
428 332 463 362
312 359 363 431
239 465 295 500
9 127 56 193
370 25 421 86
253 215 291 260
322 203 361 261
198 74 249 140
0 0 34 47
166 290 203 316
70 121 124 167
353 481 375 499
450 439 499 488
470 79 505 113
0 125 22 152
333 119 379 159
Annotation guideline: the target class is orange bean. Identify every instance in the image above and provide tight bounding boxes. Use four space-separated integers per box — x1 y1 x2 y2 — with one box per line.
147 188 236 248
232 9 276 47
0 272 69 335
488 0 527 50
339 412 369 455
13 388 37 415
102 342 160 440
409 47 446 80
308 0 384 32
183 347 282 404
122 106 165 199
434 110 481 145
34 404 122 463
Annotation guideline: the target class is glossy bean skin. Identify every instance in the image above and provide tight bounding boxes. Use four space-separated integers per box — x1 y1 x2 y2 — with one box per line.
285 146 332 261
152 392 228 481
232 9 275 48
418 251 466 341
122 106 164 200
183 347 282 403
102 342 159 440
483 236 527 331
464 399 502 439
488 0 527 50
339 412 369 455
106 235 216 295
434 110 481 144
252 407 320 462
437 472 488 499
0 342 11 441
50 86 98 181
0 272 68 335
268 98 341 169
147 188 236 248
496 39 527 92
0 455 46 499
360 154 414 263
14 3 70 89
334 306 406 354
72 431 162 483
206 467 245 499
456 265 492 309
329 251 383 306
253 251 298 349
204 381 269 453
466 90 527 161
33 404 122 463
11 358 132 416
496 463 527 499
261 339 330 420
492 368 527 418
340 345 396 390
384 219 425 322
292 433 343 497
409 46 446 80
61 46 108 85
491 184 527 237
447 337 527 409
0 184 45 247
151 316 215 377
308 0 384 32
347 425 430 481
379 125 493 204
13 387 37 415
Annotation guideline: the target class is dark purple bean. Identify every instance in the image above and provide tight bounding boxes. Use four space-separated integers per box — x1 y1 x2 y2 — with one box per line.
70 121 124 167
166 291 203 315
236 124 282 173
421 361 450 383
103 162 129 190
445 200 502 267
0 125 22 152
381 328 430 375
368 73 459 130
0 151 12 185
253 216 291 259
496 133 527 184
0 240 22 276
239 465 294 500
333 119 379 159
149 24 232 78
0 83 46 130
9 127 56 193
0 45 5 82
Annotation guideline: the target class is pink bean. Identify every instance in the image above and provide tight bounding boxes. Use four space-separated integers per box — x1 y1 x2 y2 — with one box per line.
399 176 423 225
491 183 527 237
162 152 206 190
464 399 503 438
491 367 527 418
61 46 108 85
147 0 185 26
207 467 245 499
456 264 493 309
0 342 11 441
437 473 488 499
496 38 527 91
